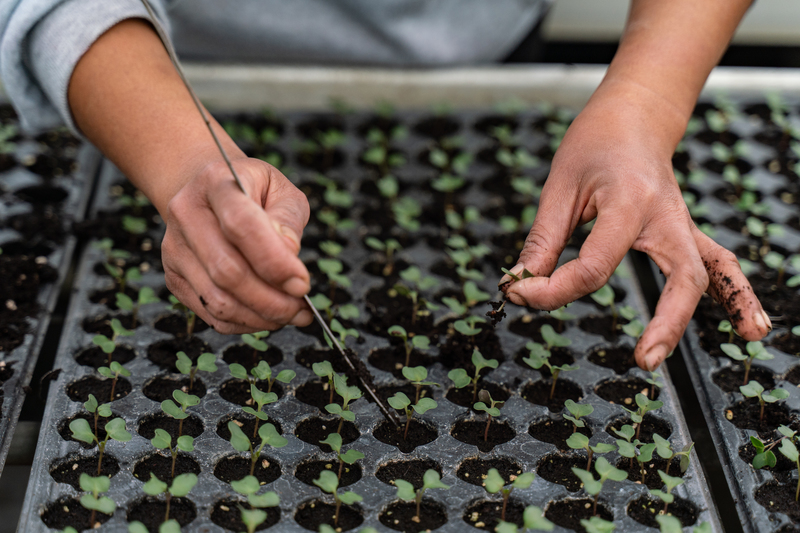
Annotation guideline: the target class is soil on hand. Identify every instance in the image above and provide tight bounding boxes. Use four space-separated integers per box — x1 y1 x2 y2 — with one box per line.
295 417 359 451
40 496 112 530
595 376 659 405
133 452 201 483
446 382 510 410
627 495 699 528
520 379 582 412
537 453 588 492
464 498 525 531
214 454 281 484
137 412 204 440
456 456 523 487
529 418 592 451
142 375 207 402
294 500 364 532
376 458 443 490
606 414 672 443
211 499 280 532
587 345 638 374
126 496 197 532
545 497 613 533
379 499 448 533
50 453 119 490
374 419 438 453
295 458 362 488
65 375 132 403
450 419 515 453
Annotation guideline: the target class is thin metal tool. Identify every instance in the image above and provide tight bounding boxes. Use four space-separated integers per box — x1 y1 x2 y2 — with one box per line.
139 0 400 427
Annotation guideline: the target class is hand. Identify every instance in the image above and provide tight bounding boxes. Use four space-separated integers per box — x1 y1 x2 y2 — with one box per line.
162 157 313 334
500 85 771 371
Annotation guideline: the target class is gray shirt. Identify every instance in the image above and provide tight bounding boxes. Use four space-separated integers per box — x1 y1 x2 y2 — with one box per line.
1 0 549 133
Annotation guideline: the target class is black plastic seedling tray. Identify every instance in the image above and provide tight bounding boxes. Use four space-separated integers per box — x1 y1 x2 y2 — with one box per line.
0 113 99 476
659 96 800 533
20 108 720 532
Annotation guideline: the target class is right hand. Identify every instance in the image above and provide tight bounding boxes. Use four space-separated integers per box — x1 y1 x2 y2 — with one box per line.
162 157 313 334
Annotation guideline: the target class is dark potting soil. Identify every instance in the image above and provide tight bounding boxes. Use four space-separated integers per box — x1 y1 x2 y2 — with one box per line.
464 498 525 531
216 414 284 447
368 345 434 378
295 458 362 488
294 379 348 412
606 414 672 443
294 500 364 532
126 496 197 532
146 337 212 372
222 343 282 369
58 412 112 448
74 344 135 368
508 312 561 341
296 148 346 172
545 498 613 533
40 496 112 530
378 383 435 412
88 286 138 310
437 327 505 372
537 452 588 492
13 184 69 205
627 495 698 528
137 412 204 440
363 257 411 280
7 209 66 244
364 286 435 338
595 376 659 406
414 116 460 139
747 272 800 320
133 453 200 484
294 417 359 451
374 419 438 453
218 378 284 406
450 419 515 453
357 115 401 136
520 379 582 413
152 313 209 337
142 375 207 402
725 398 794 434
376 458 443 490
210 499 280 532
49 453 120 490
773 333 800 358
755 480 800 521
587 345 638 374
513 346 575 377
529 418 592 451
213 454 282 484
698 327 747 358
578 314 628 343
712 365 775 393
456 457 523 488
81 313 137 336
615 456 683 490
379 500 448 533
65 375 132 403
785 366 800 386
474 114 519 134
0 361 14 382
295 346 351 374
445 382 510 410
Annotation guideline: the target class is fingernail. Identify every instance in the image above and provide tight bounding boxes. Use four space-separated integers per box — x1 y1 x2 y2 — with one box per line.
498 263 526 287
282 276 309 298
753 310 772 335
271 220 301 253
645 345 669 372
290 309 313 327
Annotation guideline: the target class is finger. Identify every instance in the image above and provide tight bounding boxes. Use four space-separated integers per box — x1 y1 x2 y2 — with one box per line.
208 171 310 297
692 226 771 340
261 166 311 254
634 225 708 371
507 206 642 309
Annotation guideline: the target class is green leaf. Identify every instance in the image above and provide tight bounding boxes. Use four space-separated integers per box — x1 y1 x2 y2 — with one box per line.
653 434 673 459
84 395 99 414
739 381 764 398
319 433 343 453
658 470 685 492
656 514 682 533
175 351 192 375
781 438 800 462
694 523 712 533
616 440 636 458
590 285 614 308
571 468 601 495
231 475 261 496
454 319 481 336
312 361 334 379
249 491 280 508
747 341 774 361
313 470 339 494
638 443 657 463
541 325 571 348
80 494 115 514
496 522 519 533
566 432 589 450
580 516 616 533
338 304 360 320
413 397 437 415
394 479 416 501
388 325 408 340
591 442 617 455
338 491 363 505
173 389 200 408
92 335 115 354
275 369 296 383
227 421 252 452
621 320 644 338
309 293 333 311
79 473 110 495
484 468 505 493
69 418 96 444
764 388 790 403
651 489 675 505
115 292 134 311
143 473 168 496
422 469 450 490
387 392 411 410
229 363 249 380
325 403 343 416
259 423 287 448
176 435 194 452
161 400 188 420
448 368 471 389
411 335 430 350
128 522 149 533
401 366 428 383
169 472 198 497
339 449 365 464
523 506 554 531
151 428 171 449
159 520 181 533
513 472 535 490
196 352 217 373
565 400 593 419
472 348 499 373
105 418 131 442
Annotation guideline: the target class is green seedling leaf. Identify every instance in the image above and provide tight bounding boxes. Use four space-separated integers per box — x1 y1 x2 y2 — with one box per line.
616 440 636 458
523 506 554 531
659 470 685 492
656 514 682 533
312 361 334 379
448 368 471 389
394 479 416 501
621 319 645 338
694 523 712 533
590 285 614 308
739 381 764 398
388 392 412 411
173 389 200 408
402 366 429 383
565 400 593 419
339 491 363 505
651 489 675 505
484 468 505 493
340 449 365 464
169 473 197 497
720 343 746 361
151 428 171 449
541 325 571 348
781 439 800 462
105 418 131 442
275 369 297 383
158 520 181 533
313 470 339 494
580 516 616 533
638 443 657 463
161 400 188 420
116 292 134 311
472 348 499 372
454 319 481 336
474 402 500 417
176 435 194 452
196 352 217 372
143 473 168 496
79 473 110 495
249 491 280 508
84 395 99 414
571 467 601 495
412 335 430 350
566 432 589 450
79 494 116 515
92 335 115 354
231 475 260 496
259 423 288 448
747 341 773 361
413 397 438 415
422 469 450 490
69 418 95 445
513 472 535 489
764 388 790 403
175 351 192 375
319 433 343 453
495 522 519 533
228 421 251 452
128 522 148 533
310 293 333 311
653 434 673 459
229 363 249 380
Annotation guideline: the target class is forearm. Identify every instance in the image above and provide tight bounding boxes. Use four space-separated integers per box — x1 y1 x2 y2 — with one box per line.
67 18 242 216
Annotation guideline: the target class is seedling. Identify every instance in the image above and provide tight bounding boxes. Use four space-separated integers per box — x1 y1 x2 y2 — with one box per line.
392 196 422 231
161 389 200 439
231 360 295 396
317 258 352 300
563 399 593 433
229 475 280 533
0 124 17 153
387 391 437 441
393 266 439 325
365 237 402 276
326 374 363 434
484 468 535 522
115 286 159 327
429 146 472 176
523 336 578 400
763 252 800 286
495 505 554 532
613 424 638 470
175 351 217 392
79 473 115 527
70 414 131 475
97 361 131 403
142 472 197 524
122 215 147 237
650 470 685 513
624 393 664 442
92 318 134 367
566 431 616 472
475 389 505 442
447 348 500 403
232 377 279 438
309 293 359 323
453 316 487 348
151 428 194 479
497 147 540 174
746 216 785 252
720 341 773 384
228 420 288 476
312 361 337 405
362 127 407 174
388 325 430 368
394 469 449 524
168 295 197 337
739 380 789 425
401 366 439 404
646 371 664 400
549 306 576 332
653 433 694 476
319 432 366 482
317 209 356 239
718 320 735 344
778 427 800 501
314 470 363 527
329 319 360 347
571 456 627 516
500 266 535 284
241 330 270 368
590 285 622 332
580 516 616 533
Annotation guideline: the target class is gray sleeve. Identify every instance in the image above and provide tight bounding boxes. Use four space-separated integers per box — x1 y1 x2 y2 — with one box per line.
0 0 171 134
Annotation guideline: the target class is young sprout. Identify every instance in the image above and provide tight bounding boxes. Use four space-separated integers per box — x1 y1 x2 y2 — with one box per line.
566 432 616 472
142 472 198 524
79 473 115 527
168 295 197 337
326 374 363 434
314 470 363 527
447 348 500 403
151 428 194 479
523 338 578 400
739 380 789 425
402 366 439 404
388 325 430 368
778 427 800 501
453 315 487 347
495 506 554 533
319 432 366 482
746 216 785 251
444 205 482 235
319 239 344 258
571 456 627 516
394 469 450 524
330 319 360 347
312 361 337 405
653 434 694 476
580 516 616 533
228 420 288 476
161 389 201 439
720 341 773 384
484 468 535 522
365 237 402 276
646 371 664 400
92 318 134 367
103 258 142 295
393 266 439 325
387 391 437 441
392 196 422 231
429 146 472 176
563 399 593 433
718 320 735 344
241 331 270 368
475 389 504 442
650 470 685 513
377 174 399 202
70 414 131 475
317 258 352 301
317 209 357 239
549 306 576 332
590 285 621 332
613 424 638 470
229 475 280 533
115 286 159 327
122 215 148 236
625 393 664 442
231 360 295 396
97 361 131 403
230 373 279 438
175 351 217 392
463 281 491 308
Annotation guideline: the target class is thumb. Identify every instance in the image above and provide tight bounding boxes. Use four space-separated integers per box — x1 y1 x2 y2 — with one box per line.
261 166 311 256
